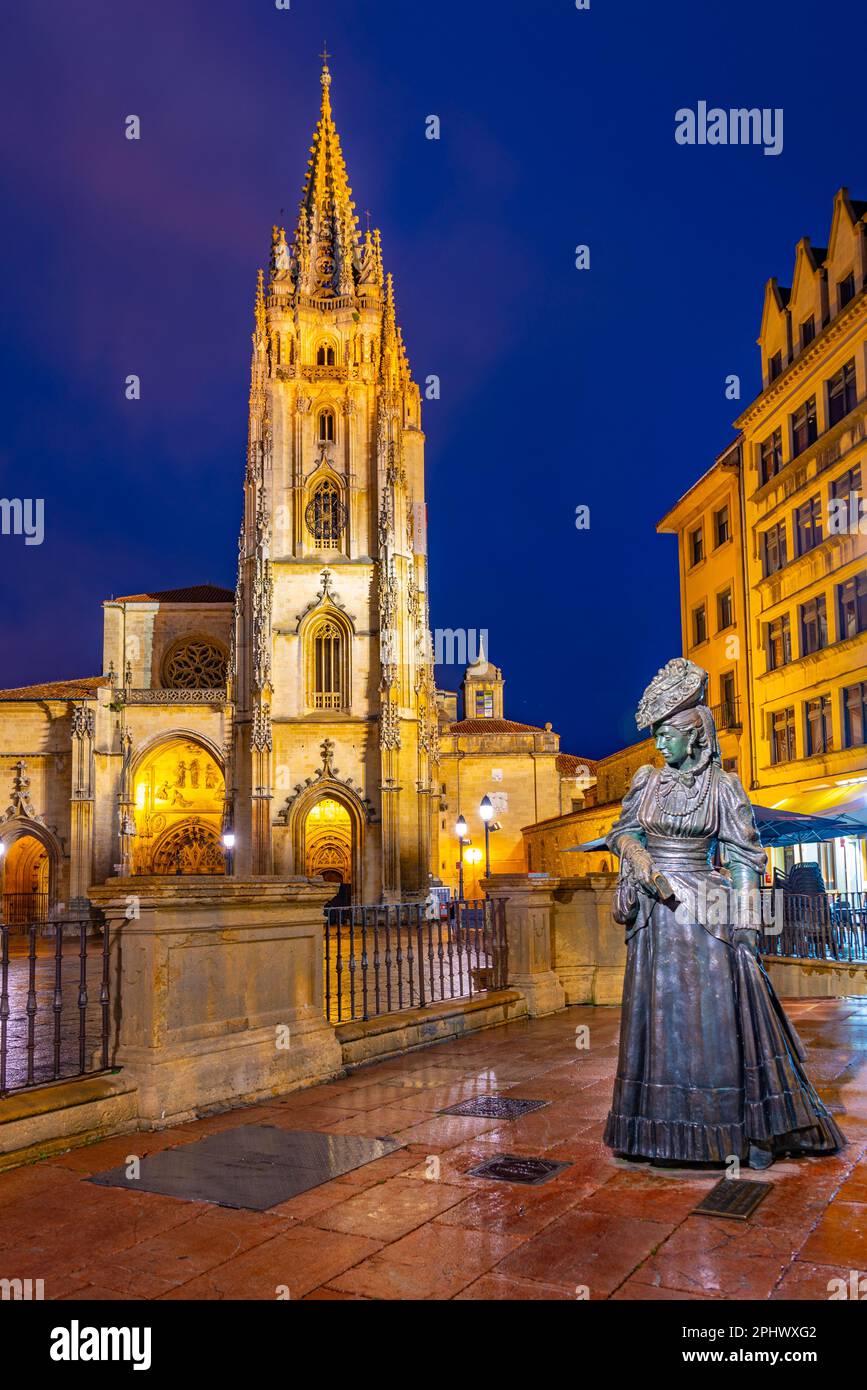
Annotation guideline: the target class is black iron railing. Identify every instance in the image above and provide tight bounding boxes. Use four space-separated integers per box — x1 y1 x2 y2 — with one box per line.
0 915 111 1098
324 899 508 1025
762 891 867 964
711 697 742 731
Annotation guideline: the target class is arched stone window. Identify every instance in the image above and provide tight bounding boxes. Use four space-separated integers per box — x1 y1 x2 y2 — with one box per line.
311 620 345 709
161 638 228 690
305 479 346 549
316 343 337 367
318 407 336 442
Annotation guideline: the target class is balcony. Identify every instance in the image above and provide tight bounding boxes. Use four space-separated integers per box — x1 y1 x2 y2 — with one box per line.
712 697 742 732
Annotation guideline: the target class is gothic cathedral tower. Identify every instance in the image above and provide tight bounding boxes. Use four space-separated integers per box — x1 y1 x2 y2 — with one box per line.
230 58 438 902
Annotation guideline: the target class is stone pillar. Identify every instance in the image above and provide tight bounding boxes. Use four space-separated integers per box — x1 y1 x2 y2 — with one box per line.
68 703 96 910
88 876 342 1127
551 874 625 1005
482 873 565 1017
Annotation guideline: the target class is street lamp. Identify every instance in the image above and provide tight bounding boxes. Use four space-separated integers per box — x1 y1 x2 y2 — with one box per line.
455 815 468 900
222 831 236 876
479 795 495 878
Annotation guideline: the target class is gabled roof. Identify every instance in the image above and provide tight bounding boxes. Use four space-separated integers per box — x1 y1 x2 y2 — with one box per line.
109 585 234 605
0 676 110 702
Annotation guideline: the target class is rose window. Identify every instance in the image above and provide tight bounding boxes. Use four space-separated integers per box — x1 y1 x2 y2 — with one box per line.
162 640 228 690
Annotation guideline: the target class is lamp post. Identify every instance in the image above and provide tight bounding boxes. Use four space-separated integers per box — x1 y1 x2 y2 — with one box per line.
479 795 494 878
455 815 468 900
222 832 236 876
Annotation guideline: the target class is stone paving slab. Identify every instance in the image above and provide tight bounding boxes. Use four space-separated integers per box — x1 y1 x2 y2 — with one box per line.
0 999 864 1300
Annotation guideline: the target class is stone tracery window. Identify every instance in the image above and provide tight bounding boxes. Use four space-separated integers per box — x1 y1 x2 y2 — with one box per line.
318 407 336 442
162 639 228 690
316 343 337 366
305 479 346 548
311 621 345 709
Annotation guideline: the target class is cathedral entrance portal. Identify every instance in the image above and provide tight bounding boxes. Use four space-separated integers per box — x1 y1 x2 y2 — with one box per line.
304 798 352 904
0 832 50 925
131 736 226 876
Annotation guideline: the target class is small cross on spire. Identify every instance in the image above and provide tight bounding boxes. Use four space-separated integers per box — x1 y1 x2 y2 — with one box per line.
320 42 330 67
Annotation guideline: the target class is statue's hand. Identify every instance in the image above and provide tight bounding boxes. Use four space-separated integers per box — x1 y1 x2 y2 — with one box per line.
620 840 660 895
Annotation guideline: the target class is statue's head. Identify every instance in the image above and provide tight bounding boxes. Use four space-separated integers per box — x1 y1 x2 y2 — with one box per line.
652 705 720 773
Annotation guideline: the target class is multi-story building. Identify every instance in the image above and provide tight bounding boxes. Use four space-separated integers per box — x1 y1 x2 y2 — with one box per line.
659 188 867 889
657 440 751 782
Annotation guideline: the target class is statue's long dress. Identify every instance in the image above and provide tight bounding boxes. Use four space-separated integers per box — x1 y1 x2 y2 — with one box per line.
604 763 844 1163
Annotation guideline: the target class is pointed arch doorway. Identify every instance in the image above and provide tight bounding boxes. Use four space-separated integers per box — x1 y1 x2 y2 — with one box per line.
304 798 352 906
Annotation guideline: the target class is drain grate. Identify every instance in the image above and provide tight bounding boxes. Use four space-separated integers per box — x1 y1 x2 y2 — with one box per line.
440 1095 549 1120
692 1178 771 1221
468 1153 571 1186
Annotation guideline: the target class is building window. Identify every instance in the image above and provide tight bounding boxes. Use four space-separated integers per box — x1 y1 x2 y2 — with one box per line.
830 462 862 502
312 621 344 709
318 408 336 442
692 603 707 647
794 495 822 556
791 397 818 458
717 588 734 631
838 271 856 311
806 695 833 756
771 707 796 764
760 428 784 485
766 614 791 671
800 316 815 350
474 687 494 718
838 572 867 640
722 756 738 773
719 671 737 729
762 521 788 577
800 594 828 655
713 505 730 547
827 359 857 428
768 350 783 381
305 479 346 548
688 525 704 567
316 343 337 367
843 682 867 748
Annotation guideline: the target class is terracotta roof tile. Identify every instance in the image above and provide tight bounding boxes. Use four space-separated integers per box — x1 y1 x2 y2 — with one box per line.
109 584 234 605
0 676 111 702
556 752 598 776
448 718 545 735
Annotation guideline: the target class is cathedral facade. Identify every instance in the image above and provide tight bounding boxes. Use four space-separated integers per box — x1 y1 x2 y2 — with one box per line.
0 60 435 913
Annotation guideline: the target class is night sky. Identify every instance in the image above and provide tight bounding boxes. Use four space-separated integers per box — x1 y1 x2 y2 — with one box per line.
0 0 863 758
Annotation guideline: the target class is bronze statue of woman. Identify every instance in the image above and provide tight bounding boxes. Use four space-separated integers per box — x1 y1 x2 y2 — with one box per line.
604 657 844 1170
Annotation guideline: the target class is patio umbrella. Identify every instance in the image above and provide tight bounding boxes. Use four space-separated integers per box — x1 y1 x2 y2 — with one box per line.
566 802 865 853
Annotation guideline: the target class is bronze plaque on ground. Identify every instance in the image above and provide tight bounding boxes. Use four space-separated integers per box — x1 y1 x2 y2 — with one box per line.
692 1178 771 1221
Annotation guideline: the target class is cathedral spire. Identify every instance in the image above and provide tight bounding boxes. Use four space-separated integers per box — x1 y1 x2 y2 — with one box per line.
294 54 359 299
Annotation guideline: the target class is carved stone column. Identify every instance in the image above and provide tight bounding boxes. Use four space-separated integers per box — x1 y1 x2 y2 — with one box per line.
68 703 96 909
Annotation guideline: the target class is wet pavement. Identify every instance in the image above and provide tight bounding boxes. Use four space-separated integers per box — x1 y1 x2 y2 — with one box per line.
0 998 865 1300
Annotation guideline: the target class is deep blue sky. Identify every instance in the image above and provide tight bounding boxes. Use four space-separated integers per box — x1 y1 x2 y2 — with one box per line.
0 0 863 757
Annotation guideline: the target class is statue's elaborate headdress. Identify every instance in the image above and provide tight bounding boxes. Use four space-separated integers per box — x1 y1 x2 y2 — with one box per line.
635 657 708 731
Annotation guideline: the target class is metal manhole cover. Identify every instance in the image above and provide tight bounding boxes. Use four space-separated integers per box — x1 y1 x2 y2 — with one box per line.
440 1096 549 1119
692 1178 771 1221
468 1153 571 1186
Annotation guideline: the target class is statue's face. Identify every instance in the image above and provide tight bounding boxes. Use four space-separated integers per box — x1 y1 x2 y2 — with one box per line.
654 721 694 767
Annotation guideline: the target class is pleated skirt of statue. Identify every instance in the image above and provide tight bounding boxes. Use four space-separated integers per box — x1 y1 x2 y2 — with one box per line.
604 897 845 1163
